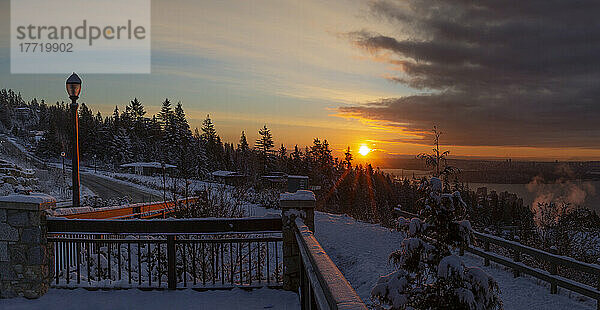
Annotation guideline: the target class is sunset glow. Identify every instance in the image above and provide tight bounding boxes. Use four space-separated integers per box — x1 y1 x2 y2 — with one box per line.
359 145 371 156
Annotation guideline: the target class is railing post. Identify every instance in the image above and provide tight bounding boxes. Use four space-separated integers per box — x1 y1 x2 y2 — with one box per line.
513 236 521 278
167 235 176 289
280 190 315 292
597 258 600 310
549 246 558 294
484 240 490 266
0 194 55 299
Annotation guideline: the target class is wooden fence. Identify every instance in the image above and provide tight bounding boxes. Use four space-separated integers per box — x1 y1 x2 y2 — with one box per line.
394 208 600 310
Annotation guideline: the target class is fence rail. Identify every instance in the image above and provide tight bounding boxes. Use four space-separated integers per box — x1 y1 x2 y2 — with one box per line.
53 197 201 220
48 217 283 234
393 208 600 309
48 216 284 290
294 218 367 310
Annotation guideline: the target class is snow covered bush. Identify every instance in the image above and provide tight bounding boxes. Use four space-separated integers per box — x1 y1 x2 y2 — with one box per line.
371 177 502 310
175 184 246 218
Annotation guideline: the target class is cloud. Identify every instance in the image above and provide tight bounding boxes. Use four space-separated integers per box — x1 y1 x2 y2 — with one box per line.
339 0 600 148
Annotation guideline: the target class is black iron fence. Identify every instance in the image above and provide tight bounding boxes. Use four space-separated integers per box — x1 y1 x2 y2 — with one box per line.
48 217 283 289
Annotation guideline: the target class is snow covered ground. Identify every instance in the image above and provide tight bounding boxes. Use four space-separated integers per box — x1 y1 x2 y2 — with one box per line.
0 287 300 310
91 170 215 197
313 211 597 310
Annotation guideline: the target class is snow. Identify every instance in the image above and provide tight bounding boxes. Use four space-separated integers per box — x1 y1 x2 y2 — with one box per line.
0 192 55 204
430 177 442 192
280 190 315 201
211 170 240 177
312 211 597 310
407 217 426 236
371 270 409 308
438 255 464 279
121 162 176 169
0 287 300 310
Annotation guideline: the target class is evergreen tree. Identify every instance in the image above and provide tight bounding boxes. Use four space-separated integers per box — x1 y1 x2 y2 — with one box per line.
344 146 353 169
128 98 146 122
239 131 249 153
201 114 223 171
255 125 274 173
371 177 502 310
157 98 173 129
159 99 178 163
238 131 250 174
278 144 287 158
200 114 218 143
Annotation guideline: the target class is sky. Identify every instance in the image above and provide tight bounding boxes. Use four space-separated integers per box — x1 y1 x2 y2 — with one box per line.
1 0 599 163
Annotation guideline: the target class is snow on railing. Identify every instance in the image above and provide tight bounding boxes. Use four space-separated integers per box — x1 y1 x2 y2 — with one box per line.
393 207 600 309
294 218 368 310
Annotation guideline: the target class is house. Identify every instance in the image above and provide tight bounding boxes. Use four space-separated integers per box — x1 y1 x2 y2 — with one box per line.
211 170 247 185
287 175 308 192
120 162 176 176
260 172 310 192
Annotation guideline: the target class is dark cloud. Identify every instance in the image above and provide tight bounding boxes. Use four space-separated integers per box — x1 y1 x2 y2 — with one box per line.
341 0 600 148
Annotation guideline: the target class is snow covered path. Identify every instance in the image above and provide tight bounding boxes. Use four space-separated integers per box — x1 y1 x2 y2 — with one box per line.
0 287 300 310
313 211 597 310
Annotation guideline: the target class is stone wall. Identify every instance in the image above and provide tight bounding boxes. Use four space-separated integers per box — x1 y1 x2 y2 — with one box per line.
0 193 55 299
280 190 315 292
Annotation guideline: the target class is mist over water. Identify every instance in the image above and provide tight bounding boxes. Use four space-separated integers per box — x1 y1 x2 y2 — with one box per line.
382 169 600 213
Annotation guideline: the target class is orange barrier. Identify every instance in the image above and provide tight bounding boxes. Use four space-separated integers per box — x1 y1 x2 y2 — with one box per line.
62 197 200 219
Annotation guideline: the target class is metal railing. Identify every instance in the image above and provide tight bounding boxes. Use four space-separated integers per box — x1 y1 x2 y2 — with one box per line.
53 197 200 220
48 216 283 289
294 218 367 310
394 208 600 309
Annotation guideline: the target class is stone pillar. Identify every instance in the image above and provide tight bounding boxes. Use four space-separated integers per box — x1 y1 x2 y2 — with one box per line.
0 193 55 299
280 190 315 292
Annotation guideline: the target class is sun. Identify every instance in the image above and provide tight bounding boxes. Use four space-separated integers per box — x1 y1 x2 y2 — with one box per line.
358 145 371 156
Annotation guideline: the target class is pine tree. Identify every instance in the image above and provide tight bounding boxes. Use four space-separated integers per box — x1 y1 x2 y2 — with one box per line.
238 131 250 174
110 128 133 165
157 98 172 129
344 146 353 169
128 98 146 122
371 177 502 310
278 144 287 158
255 125 274 173
201 114 217 143
239 131 249 153
201 114 223 171
159 99 178 163
192 128 208 177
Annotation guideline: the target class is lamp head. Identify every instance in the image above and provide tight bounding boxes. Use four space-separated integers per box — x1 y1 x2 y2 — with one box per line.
66 72 82 98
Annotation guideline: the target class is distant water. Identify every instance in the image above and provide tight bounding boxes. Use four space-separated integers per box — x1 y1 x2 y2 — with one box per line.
381 169 432 178
468 181 600 213
381 169 599 213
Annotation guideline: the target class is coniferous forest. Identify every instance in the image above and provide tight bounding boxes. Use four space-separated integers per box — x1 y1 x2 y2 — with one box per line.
0 89 401 222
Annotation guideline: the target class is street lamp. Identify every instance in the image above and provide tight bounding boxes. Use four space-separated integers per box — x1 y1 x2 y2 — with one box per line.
66 72 82 207
60 152 66 179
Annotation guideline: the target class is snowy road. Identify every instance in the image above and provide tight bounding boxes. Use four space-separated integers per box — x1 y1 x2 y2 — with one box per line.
80 173 161 203
313 211 597 310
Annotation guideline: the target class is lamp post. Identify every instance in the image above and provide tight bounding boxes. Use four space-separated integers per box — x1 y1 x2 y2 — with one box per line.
60 152 66 178
66 73 82 207
161 162 167 203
